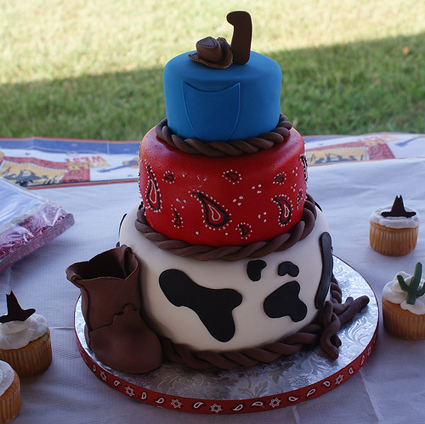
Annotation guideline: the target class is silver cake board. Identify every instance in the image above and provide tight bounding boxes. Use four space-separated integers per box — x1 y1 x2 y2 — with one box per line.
74 257 378 414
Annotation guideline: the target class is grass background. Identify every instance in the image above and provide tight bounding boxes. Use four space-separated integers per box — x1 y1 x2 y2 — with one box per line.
1 0 424 140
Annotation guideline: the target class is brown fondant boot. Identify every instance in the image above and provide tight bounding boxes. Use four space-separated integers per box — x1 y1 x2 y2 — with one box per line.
66 245 163 373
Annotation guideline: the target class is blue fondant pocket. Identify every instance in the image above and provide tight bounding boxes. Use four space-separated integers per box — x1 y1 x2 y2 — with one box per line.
182 82 241 142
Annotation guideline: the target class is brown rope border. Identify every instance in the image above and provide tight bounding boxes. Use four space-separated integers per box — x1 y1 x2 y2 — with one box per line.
135 194 317 261
159 279 370 370
155 113 293 157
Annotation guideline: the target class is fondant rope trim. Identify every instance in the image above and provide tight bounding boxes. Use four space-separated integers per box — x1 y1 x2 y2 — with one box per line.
160 279 370 370
135 194 317 261
155 113 293 157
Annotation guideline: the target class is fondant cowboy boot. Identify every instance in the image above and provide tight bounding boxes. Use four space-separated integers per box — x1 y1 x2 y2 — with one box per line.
66 245 163 373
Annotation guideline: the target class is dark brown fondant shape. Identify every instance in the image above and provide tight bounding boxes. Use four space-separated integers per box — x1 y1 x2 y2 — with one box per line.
159 281 370 369
155 113 292 157
227 11 252 65
0 291 35 323
381 195 416 218
66 245 163 373
188 11 253 68
90 304 163 374
135 193 316 261
188 37 233 69
66 246 142 332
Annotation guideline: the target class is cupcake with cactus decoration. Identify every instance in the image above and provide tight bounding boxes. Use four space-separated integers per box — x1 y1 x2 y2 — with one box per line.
382 262 425 339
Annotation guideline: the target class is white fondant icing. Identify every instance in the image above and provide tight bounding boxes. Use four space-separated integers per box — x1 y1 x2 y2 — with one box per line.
120 205 331 352
370 206 419 229
0 314 48 350
0 360 15 397
382 272 425 315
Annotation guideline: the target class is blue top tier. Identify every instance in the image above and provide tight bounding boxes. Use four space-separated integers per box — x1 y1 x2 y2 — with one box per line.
163 51 282 142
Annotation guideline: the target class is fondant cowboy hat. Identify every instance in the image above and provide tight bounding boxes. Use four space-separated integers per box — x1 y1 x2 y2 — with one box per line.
0 291 35 323
188 36 233 69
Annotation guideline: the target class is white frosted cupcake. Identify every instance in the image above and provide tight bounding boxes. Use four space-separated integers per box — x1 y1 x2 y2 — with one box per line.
382 263 425 339
0 292 52 378
0 360 20 423
370 196 419 256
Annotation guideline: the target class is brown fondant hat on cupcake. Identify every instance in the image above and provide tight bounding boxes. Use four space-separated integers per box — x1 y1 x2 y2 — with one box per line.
381 195 416 218
0 291 35 323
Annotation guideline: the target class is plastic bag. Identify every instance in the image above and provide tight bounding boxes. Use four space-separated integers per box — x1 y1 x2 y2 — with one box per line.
0 178 74 273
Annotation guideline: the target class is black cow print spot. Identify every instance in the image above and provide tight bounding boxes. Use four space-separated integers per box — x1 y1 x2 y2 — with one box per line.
247 260 267 282
314 232 333 309
159 269 242 343
263 281 307 322
278 261 299 277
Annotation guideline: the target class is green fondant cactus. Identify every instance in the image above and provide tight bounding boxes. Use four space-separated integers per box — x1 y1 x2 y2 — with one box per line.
397 262 425 305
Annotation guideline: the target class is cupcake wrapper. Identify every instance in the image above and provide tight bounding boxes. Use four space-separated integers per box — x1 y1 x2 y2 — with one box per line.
0 330 52 378
369 221 418 256
382 299 425 340
0 370 20 424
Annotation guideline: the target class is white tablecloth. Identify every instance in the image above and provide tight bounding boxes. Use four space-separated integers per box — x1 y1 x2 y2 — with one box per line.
1 151 425 423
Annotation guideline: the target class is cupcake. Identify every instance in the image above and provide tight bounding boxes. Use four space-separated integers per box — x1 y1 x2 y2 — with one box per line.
382 262 425 339
0 360 20 423
0 292 52 378
369 195 419 256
